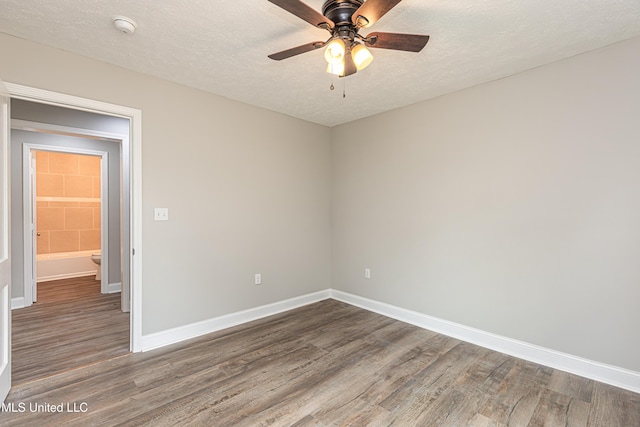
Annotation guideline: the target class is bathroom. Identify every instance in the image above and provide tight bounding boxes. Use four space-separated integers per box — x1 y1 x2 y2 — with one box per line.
35 150 103 284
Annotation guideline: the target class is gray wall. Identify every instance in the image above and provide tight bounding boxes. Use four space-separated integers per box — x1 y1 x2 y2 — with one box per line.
332 36 640 372
10 129 122 295
0 33 332 335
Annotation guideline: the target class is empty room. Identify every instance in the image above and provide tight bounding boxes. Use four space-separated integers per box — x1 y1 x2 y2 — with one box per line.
0 0 639 425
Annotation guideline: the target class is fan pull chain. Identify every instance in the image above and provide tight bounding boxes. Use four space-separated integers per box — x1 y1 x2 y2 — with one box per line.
328 79 345 98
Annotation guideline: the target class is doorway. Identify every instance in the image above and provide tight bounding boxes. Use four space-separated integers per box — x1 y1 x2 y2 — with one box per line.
9 107 132 383
18 135 116 304
31 149 107 299
5 82 143 359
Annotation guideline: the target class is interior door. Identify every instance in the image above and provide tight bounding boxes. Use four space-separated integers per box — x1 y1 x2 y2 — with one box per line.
0 77 12 401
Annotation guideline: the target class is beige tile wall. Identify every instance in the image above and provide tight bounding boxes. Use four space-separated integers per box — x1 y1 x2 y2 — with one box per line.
35 151 101 254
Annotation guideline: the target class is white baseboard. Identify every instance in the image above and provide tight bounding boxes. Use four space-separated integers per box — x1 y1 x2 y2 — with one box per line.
107 282 121 293
140 289 331 352
330 289 640 394
11 297 25 310
137 287 640 393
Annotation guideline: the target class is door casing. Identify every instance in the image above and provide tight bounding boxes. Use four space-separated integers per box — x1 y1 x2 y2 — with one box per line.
0 75 12 403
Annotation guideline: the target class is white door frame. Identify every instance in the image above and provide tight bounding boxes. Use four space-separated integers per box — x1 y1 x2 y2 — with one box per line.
6 83 143 352
0 76 12 403
21 141 111 297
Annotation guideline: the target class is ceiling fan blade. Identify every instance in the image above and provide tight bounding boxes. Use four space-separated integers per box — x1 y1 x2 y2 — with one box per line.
364 32 430 52
268 0 334 29
352 0 402 28
341 50 358 77
268 41 325 60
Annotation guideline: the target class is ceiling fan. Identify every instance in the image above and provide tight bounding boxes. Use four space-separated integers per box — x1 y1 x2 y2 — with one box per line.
267 0 430 77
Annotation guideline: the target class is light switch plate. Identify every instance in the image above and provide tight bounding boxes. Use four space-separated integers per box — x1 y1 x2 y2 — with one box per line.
154 208 169 221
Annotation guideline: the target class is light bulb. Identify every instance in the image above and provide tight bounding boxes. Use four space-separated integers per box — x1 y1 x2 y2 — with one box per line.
352 44 373 71
324 38 346 64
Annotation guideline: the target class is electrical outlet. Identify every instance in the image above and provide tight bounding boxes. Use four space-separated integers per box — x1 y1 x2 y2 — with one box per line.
364 268 371 279
154 208 169 221
255 274 262 285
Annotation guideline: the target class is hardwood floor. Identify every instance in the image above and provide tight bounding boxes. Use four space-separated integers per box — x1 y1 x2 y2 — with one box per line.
3 299 639 426
11 276 130 385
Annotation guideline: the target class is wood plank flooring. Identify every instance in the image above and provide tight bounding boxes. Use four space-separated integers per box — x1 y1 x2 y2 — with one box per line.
11 276 130 385
3 299 639 426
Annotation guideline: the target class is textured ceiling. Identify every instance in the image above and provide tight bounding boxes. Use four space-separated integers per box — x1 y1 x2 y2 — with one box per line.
1 0 639 127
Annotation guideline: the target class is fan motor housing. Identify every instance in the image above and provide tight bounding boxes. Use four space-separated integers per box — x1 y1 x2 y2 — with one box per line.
322 0 364 25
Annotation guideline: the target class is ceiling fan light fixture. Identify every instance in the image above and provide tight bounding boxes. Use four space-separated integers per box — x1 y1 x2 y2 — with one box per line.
267 0 430 80
324 38 346 64
351 43 373 70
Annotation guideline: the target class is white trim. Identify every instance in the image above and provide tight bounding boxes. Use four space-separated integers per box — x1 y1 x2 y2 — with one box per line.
0 83 11 403
6 82 142 353
130 97 142 351
11 297 25 310
134 287 640 393
6 85 137 119
19 142 109 156
329 289 640 394
107 282 121 293
141 290 331 352
22 146 35 304
99 152 109 293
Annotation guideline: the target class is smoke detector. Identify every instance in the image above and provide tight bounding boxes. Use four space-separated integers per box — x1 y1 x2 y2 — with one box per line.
112 16 137 35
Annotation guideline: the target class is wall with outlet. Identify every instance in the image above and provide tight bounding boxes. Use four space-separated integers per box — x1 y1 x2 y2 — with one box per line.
331 37 640 373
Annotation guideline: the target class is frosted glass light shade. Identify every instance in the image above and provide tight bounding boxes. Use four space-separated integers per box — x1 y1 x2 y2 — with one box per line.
324 38 346 64
352 44 373 71
326 61 345 76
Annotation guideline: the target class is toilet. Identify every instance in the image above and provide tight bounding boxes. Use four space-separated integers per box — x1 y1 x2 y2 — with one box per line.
91 252 101 280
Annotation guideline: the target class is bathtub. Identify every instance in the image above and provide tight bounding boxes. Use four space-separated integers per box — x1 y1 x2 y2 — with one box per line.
37 250 98 282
